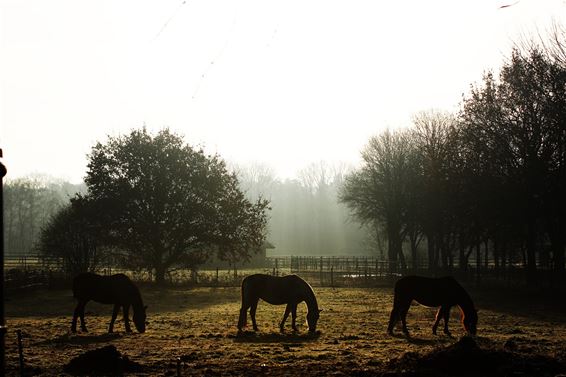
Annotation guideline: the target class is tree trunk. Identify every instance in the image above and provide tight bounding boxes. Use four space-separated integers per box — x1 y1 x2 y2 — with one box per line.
409 233 419 272
548 219 565 282
476 241 481 287
155 264 167 285
458 236 467 273
398 242 407 272
525 215 538 286
387 221 406 273
427 235 436 273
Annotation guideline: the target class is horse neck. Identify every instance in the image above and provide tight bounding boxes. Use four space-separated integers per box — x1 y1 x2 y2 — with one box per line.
304 286 319 314
457 292 475 317
131 289 144 313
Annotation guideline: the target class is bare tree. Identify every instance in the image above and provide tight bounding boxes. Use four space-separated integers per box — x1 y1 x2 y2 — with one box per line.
412 110 459 272
340 129 417 272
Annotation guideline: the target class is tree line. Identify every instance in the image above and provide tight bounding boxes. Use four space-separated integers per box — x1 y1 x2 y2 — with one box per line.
4 177 84 256
341 41 566 284
5 160 372 280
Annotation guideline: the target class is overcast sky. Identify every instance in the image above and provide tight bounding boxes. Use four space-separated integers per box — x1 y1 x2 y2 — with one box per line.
1 0 565 183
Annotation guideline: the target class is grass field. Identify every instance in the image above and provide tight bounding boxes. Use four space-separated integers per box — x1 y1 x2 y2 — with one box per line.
4 284 566 376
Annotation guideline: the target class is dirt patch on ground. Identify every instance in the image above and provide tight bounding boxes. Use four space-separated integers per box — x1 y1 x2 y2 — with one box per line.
4 286 566 376
63 345 144 376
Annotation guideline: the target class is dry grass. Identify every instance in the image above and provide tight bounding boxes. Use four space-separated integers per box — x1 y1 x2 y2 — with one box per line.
5 284 566 376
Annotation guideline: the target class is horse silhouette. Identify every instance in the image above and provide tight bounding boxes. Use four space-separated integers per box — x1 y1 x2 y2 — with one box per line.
71 273 147 333
387 275 477 337
237 274 321 333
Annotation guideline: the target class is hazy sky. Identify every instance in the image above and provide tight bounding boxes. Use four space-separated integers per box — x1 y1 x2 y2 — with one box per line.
1 0 565 183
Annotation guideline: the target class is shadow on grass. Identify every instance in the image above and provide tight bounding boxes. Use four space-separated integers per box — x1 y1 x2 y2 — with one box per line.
35 332 123 346
387 332 455 346
469 286 566 323
7 286 241 318
233 330 321 344
406 336 453 346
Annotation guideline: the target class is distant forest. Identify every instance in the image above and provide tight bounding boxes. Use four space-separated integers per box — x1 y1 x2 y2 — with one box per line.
4 176 85 256
4 164 371 258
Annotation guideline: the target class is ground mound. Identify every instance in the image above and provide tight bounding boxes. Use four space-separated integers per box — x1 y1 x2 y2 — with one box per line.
384 336 564 377
63 345 144 376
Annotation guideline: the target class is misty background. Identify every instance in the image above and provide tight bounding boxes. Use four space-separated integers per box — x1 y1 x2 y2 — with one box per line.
1 1 565 259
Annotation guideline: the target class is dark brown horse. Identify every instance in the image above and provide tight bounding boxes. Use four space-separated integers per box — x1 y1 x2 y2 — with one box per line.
71 273 147 333
387 276 477 337
237 274 321 333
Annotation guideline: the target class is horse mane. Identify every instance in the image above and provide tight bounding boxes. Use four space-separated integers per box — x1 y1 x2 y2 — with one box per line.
130 283 145 311
456 284 476 322
303 280 319 312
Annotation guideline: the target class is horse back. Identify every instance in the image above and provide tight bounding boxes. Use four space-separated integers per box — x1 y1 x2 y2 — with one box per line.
242 274 310 305
394 276 466 307
73 272 138 305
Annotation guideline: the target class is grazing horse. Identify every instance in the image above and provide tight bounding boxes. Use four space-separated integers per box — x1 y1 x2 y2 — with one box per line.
237 274 321 333
71 272 147 334
387 276 478 337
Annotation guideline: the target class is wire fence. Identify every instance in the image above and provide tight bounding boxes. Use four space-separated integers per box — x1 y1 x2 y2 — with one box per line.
3 253 562 290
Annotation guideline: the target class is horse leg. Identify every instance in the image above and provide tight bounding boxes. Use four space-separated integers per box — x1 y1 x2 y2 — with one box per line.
237 307 247 332
400 304 411 336
123 304 132 333
290 304 298 332
108 304 120 333
250 299 259 331
441 306 452 336
432 307 443 335
237 305 249 332
71 300 84 333
279 304 291 332
387 306 399 335
78 301 88 332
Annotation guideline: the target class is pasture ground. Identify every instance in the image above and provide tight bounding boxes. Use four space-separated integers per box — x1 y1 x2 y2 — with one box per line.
4 285 566 376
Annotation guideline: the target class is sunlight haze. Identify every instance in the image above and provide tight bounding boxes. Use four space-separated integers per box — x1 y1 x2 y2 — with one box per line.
1 0 565 183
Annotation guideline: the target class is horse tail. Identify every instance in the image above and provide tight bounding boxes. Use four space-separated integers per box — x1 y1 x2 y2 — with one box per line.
238 277 249 329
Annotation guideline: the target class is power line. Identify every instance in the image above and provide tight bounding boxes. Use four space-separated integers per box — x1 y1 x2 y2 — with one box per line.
155 0 188 40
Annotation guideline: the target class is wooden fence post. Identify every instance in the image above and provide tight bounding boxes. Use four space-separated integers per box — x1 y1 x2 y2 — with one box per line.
330 267 334 288
320 257 323 286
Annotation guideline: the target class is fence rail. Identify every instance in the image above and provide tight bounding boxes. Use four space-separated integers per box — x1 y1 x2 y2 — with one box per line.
2 254 561 289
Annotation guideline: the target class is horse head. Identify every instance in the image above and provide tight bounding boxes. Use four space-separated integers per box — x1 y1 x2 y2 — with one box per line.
462 309 478 336
307 309 322 333
133 305 148 333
